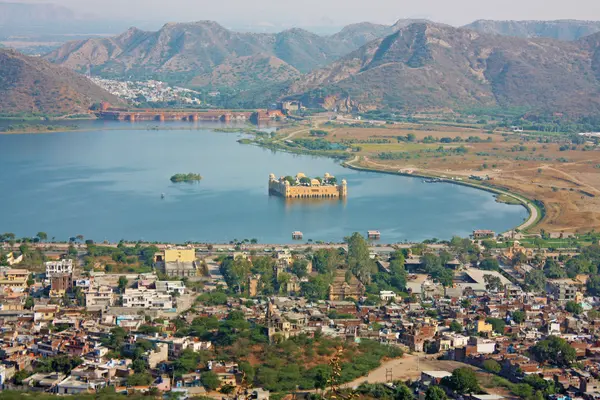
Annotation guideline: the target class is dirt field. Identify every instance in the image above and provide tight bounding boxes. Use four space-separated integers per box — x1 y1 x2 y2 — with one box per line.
280 121 600 233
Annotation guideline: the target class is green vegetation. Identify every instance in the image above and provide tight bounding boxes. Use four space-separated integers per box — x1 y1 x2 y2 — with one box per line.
170 173 203 183
530 335 576 367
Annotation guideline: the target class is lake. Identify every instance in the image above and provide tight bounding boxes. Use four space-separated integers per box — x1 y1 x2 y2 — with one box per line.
0 121 528 243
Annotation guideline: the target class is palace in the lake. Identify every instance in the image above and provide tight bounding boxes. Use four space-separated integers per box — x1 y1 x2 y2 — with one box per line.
269 173 347 199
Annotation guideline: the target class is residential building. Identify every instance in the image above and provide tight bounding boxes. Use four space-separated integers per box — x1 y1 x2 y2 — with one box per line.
155 248 198 277
122 288 173 310
0 269 29 288
547 279 578 302
45 259 74 278
155 280 186 295
85 286 114 308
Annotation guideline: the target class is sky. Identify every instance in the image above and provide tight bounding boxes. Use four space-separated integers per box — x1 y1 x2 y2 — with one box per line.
11 0 600 28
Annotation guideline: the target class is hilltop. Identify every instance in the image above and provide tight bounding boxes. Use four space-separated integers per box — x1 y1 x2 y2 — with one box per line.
0 48 122 116
464 19 600 41
45 20 388 88
282 23 600 115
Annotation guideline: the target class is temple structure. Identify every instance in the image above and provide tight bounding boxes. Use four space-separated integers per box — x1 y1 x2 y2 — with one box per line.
268 172 347 199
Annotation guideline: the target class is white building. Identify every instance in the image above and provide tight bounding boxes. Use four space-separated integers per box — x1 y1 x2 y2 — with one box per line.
85 286 114 308
155 280 186 295
122 288 173 310
379 290 397 301
46 259 73 278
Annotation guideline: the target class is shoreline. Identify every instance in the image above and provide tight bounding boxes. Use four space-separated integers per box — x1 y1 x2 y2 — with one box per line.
341 158 541 233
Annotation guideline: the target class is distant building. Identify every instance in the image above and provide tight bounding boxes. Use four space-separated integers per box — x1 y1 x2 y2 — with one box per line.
547 279 579 303
155 280 186 295
45 259 73 278
329 270 365 301
473 230 495 239
85 286 114 308
155 248 198 277
50 274 73 297
0 269 29 288
122 288 173 309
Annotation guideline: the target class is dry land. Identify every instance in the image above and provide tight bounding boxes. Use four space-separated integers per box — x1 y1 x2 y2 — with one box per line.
271 119 600 234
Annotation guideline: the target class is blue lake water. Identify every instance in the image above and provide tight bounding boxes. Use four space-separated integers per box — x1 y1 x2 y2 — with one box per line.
0 121 528 243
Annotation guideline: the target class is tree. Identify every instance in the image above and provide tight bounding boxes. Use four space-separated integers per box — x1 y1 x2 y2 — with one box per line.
395 382 415 400
482 359 501 374
449 320 463 333
406 133 416 142
127 373 152 386
201 371 221 391
486 318 506 334
525 269 546 291
299 177 311 185
24 296 34 310
484 275 504 292
425 386 447 400
118 276 128 292
511 252 528 266
291 259 309 278
442 367 480 394
346 232 376 284
36 232 48 242
479 257 499 271
511 310 526 324
543 259 566 279
531 336 576 367
587 275 600 295
301 275 330 301
566 301 583 315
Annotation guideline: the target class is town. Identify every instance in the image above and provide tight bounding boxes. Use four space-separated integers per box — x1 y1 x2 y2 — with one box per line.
0 229 599 400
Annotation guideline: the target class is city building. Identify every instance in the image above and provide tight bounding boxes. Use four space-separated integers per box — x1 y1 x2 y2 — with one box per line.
0 269 29 288
155 281 186 295
122 288 173 310
155 248 198 277
45 259 74 278
269 173 347 199
547 279 579 303
85 286 114 308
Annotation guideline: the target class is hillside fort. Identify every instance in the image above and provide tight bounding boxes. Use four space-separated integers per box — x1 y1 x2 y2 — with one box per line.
269 172 347 199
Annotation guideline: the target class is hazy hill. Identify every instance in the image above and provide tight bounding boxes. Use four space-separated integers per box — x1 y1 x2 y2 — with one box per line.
464 19 600 41
0 48 122 115
284 23 600 115
45 20 414 88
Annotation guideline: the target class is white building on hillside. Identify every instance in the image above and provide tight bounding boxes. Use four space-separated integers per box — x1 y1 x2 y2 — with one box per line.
46 260 73 278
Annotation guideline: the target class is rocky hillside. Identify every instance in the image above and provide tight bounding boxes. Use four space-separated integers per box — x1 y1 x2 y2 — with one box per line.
0 49 122 115
284 23 600 115
464 19 600 41
45 20 413 88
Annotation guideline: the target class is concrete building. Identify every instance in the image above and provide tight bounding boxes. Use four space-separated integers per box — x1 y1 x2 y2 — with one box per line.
45 259 73 278
155 280 186 295
0 269 29 288
50 274 73 297
122 288 173 310
155 248 198 277
143 343 169 369
547 279 579 303
85 286 114 308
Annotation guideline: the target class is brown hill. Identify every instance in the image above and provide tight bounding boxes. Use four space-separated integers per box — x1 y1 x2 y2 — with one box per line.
0 48 122 115
45 20 412 88
285 23 600 115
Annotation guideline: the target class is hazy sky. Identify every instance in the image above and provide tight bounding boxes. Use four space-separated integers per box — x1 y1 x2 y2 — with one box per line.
13 0 600 27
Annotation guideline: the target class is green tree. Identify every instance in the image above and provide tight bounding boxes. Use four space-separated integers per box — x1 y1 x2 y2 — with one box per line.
482 359 501 374
24 296 34 309
511 310 526 324
587 275 600 295
395 382 415 400
479 257 500 271
530 336 576 367
442 367 480 394
486 318 506 334
127 373 152 386
346 233 376 284
525 269 546 291
36 232 48 242
291 259 309 278
484 275 504 292
118 276 128 292
449 320 463 333
301 275 330 301
425 386 447 400
406 133 416 142
543 259 566 279
566 301 583 315
201 371 221 391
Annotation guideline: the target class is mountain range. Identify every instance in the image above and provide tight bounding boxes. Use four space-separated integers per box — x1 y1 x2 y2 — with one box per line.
0 48 121 115
45 19 429 88
10 17 600 117
279 23 600 115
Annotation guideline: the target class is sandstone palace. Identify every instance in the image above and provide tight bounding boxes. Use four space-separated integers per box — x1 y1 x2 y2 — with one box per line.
269 173 347 199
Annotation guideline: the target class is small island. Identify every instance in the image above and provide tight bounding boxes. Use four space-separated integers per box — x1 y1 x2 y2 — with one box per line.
170 173 203 183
